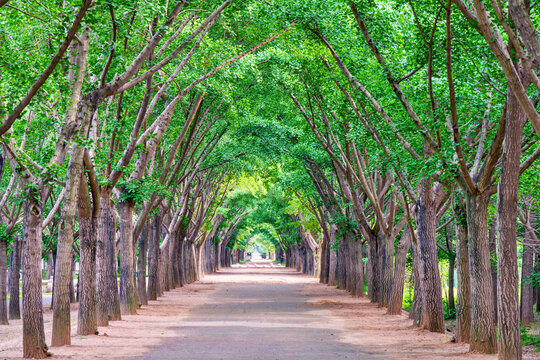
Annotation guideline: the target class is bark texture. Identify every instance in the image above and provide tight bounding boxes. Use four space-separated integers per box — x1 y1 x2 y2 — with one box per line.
496 89 525 360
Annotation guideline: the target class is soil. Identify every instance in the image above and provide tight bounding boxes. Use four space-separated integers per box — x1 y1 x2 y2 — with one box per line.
0 263 538 359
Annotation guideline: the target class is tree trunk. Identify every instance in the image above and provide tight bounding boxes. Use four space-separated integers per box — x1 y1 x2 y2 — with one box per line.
532 251 540 312
381 233 394 307
520 237 535 324
367 234 381 303
95 192 110 326
137 225 149 306
215 241 222 271
448 254 455 312
387 229 412 315
161 240 170 291
410 238 423 325
417 180 444 333
106 214 121 321
77 177 97 335
22 194 48 358
51 166 83 346
8 234 21 320
466 191 496 352
70 253 77 304
147 215 160 301
352 238 364 297
319 232 329 284
343 234 354 294
118 199 137 315
337 239 346 289
488 215 498 323
0 239 8 325
46 251 53 280
454 206 471 343
496 89 525 360
328 247 337 286
171 232 180 288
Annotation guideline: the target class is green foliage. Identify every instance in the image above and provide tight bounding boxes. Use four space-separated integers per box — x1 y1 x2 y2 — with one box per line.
0 223 14 245
520 326 540 348
524 271 540 289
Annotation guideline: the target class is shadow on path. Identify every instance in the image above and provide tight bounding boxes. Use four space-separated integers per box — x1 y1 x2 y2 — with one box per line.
138 267 378 360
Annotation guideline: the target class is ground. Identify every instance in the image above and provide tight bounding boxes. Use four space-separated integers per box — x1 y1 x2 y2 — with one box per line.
0 263 538 359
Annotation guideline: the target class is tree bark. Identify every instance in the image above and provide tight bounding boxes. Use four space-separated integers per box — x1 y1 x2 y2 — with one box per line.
106 212 121 321
22 193 48 358
520 233 535 324
352 238 364 297
417 180 444 333
488 215 498 323
118 199 137 315
448 254 455 312
466 191 496 352
319 232 329 284
454 205 471 343
0 239 8 325
137 225 149 306
367 235 380 302
496 89 526 360
147 214 161 301
8 234 21 320
387 229 412 315
95 192 110 326
337 239 346 289
381 233 394 307
77 176 97 335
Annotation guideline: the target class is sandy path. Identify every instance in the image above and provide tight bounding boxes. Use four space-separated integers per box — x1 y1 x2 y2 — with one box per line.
0 264 530 359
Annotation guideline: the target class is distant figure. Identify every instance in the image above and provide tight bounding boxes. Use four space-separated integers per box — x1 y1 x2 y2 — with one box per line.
246 252 252 261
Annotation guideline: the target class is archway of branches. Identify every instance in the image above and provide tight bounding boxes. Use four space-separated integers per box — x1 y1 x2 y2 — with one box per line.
1 1 540 359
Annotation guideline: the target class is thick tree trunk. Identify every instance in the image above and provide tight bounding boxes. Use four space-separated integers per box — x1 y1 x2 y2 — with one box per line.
137 225 148 306
387 229 411 315
8 234 21 320
95 192 110 326
448 255 455 312
147 215 160 301
46 252 53 280
520 239 535 324
535 252 540 313
22 195 48 358
118 199 137 315
368 234 381 303
51 169 83 346
215 241 222 271
410 239 423 325
157 245 164 297
496 89 525 360
171 232 180 288
343 234 354 294
319 233 329 284
161 240 170 292
381 233 394 307
352 238 364 297
77 177 97 335
337 240 346 289
488 216 498 323
0 239 8 325
106 215 121 321
417 180 444 333
466 191 496 352
328 248 337 286
179 239 185 286
454 207 471 343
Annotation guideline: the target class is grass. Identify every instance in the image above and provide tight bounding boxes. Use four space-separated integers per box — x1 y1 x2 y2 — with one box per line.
521 324 540 351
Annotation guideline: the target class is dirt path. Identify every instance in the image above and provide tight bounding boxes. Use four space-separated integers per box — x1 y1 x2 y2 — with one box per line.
0 264 523 359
